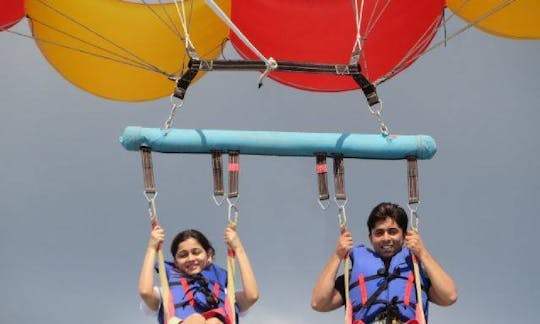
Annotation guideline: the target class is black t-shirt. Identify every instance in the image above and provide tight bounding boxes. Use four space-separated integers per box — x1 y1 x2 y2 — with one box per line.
334 273 348 305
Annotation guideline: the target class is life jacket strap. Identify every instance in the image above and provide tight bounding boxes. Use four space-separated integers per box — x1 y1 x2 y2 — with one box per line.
352 268 401 313
404 272 414 306
180 277 195 307
358 274 368 306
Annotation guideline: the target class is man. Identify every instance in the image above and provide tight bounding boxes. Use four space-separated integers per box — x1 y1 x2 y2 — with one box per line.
311 202 457 324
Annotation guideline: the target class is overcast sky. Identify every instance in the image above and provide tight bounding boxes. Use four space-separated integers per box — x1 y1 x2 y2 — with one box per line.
1 7 540 324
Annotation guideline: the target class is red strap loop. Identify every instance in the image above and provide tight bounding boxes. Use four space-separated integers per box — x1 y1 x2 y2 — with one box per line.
228 163 239 172
315 163 328 173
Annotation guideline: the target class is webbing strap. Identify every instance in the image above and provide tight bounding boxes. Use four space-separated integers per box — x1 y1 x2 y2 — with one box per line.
141 147 156 195
333 155 346 201
228 152 239 199
407 158 419 204
174 63 199 100
212 151 224 196
351 72 380 107
315 153 329 201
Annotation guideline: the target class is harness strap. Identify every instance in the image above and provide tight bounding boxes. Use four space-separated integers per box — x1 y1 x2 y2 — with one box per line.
170 278 226 293
174 62 199 100
352 269 401 313
351 72 380 107
349 269 399 290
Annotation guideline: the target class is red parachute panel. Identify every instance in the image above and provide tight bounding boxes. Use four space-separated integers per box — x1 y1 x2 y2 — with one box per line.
230 0 444 92
1 0 25 30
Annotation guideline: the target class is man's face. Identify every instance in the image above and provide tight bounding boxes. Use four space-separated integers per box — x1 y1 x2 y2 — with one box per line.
369 217 404 259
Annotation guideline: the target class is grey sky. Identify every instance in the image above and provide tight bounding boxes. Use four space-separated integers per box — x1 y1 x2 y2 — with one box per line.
1 10 540 324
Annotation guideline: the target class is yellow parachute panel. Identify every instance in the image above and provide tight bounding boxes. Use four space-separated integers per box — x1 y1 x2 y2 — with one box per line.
26 0 231 102
447 0 540 39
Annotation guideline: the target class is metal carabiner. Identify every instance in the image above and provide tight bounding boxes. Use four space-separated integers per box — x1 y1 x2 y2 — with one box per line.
212 194 226 207
146 194 159 223
407 202 420 231
367 100 390 136
337 205 347 229
227 197 239 226
317 199 331 210
164 94 184 129
335 198 348 228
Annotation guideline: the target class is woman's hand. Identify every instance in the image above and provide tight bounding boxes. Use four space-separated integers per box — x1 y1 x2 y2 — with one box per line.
224 226 242 251
148 225 165 251
335 228 353 259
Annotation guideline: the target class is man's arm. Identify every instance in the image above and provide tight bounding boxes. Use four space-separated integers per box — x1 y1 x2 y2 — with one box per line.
405 231 458 306
311 230 353 311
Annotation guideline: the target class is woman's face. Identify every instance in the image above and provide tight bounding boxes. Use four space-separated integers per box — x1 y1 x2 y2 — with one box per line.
174 237 212 275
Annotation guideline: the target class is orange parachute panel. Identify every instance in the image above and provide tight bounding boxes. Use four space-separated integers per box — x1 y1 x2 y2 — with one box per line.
447 0 540 39
26 0 230 102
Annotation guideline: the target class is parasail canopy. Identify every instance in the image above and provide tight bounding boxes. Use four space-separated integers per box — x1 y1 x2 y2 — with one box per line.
25 0 231 101
230 0 445 91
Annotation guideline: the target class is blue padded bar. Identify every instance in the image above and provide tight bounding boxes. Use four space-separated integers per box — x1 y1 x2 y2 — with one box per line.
120 127 437 160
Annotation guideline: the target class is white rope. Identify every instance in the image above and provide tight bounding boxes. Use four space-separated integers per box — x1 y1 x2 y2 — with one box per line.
349 0 365 64
173 0 197 54
353 0 364 43
204 0 273 67
364 0 391 39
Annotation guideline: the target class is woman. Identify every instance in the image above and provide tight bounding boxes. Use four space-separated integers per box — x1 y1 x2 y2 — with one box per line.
139 226 259 324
